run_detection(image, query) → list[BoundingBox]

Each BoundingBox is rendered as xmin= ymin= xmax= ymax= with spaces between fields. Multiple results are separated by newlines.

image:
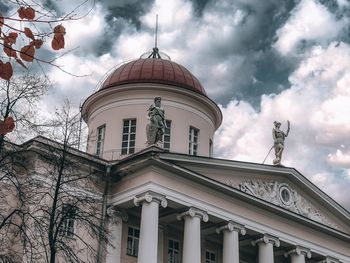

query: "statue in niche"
xmin=272 ymin=120 xmax=290 ymax=165
xmin=146 ymin=97 xmax=166 ymax=146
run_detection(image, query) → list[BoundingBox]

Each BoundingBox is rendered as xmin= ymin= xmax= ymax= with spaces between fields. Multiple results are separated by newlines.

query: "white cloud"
xmin=274 ymin=0 xmax=346 ymax=56
xmin=215 ymin=42 xmax=350 ymax=209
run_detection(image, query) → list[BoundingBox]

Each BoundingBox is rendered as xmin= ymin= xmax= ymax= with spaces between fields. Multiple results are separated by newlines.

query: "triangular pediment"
xmin=228 ymin=179 xmax=337 ymax=228
xmin=156 ymin=153 xmax=350 ymax=234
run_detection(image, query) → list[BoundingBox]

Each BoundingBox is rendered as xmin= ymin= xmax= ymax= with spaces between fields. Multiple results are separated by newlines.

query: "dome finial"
xmin=148 ymin=14 xmax=161 ymax=59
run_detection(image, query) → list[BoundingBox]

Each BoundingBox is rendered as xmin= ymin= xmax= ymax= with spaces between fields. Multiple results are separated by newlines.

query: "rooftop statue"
xmin=146 ymin=97 xmax=166 ymax=146
xmin=272 ymin=120 xmax=290 ymax=166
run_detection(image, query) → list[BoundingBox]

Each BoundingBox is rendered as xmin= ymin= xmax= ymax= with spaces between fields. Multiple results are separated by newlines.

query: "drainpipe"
xmin=97 ymin=165 xmax=111 ymax=263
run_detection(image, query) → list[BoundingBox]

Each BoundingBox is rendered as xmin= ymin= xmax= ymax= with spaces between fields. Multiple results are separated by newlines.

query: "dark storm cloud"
xmin=188 ymin=0 xmax=298 ymax=107
xmin=95 ymin=0 xmax=154 ymax=55
xmin=189 ymin=0 xmax=212 ymax=16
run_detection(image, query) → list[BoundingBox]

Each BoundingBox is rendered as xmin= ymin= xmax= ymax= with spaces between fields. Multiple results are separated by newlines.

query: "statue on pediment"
xmin=272 ymin=120 xmax=290 ymax=165
xmin=146 ymin=97 xmax=166 ymax=146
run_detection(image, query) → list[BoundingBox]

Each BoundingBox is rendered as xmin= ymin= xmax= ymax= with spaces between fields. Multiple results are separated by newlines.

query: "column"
xmin=285 ymin=246 xmax=311 ymax=263
xmin=177 ymin=207 xmax=209 ymax=263
xmin=134 ymin=192 xmax=167 ymax=263
xmin=216 ymin=221 xmax=246 ymax=263
xmin=252 ymin=234 xmax=280 ymax=263
xmin=106 ymin=207 xmax=128 ymax=263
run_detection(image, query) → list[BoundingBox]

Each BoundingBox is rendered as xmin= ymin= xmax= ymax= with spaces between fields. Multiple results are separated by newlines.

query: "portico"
xmin=104 ymin=151 xmax=350 ymax=263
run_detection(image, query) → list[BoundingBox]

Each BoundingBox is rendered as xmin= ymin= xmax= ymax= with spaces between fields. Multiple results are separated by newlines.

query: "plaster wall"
xmin=83 ymin=85 xmax=220 ymax=159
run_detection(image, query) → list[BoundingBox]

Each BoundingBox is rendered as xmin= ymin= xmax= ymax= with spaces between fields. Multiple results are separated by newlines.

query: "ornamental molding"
xmin=285 ymin=246 xmax=312 ymax=259
xmin=216 ymin=220 xmax=246 ymax=235
xmin=251 ymin=234 xmax=280 ymax=247
xmin=106 ymin=206 xmax=128 ymax=224
xmin=318 ymin=256 xmax=340 ymax=263
xmin=224 ymin=179 xmax=337 ymax=229
xmin=177 ymin=207 xmax=209 ymax=222
xmin=133 ymin=191 xmax=167 ymax=208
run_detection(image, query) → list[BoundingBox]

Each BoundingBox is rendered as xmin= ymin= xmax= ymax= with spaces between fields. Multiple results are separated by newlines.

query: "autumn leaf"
xmin=0 ymin=116 xmax=15 ymax=135
xmin=20 ymin=45 xmax=35 ymax=62
xmin=31 ymin=39 xmax=44 ymax=49
xmin=0 ymin=61 xmax=13 ymax=80
xmin=4 ymin=116 xmax=15 ymax=133
xmin=16 ymin=58 xmax=28 ymax=69
xmin=51 ymin=34 xmax=65 ymax=50
xmin=24 ymin=27 xmax=35 ymax=40
xmin=6 ymin=32 xmax=18 ymax=44
xmin=18 ymin=7 xmax=35 ymax=20
xmin=0 ymin=14 xmax=4 ymax=27
xmin=4 ymin=44 xmax=17 ymax=58
xmin=54 ymin=24 xmax=66 ymax=35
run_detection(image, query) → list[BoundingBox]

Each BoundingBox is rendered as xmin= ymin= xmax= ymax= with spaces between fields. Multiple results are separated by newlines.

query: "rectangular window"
xmin=163 ymin=120 xmax=172 ymax=151
xmin=96 ymin=125 xmax=106 ymax=156
xmin=127 ymin=226 xmax=140 ymax=257
xmin=205 ymin=251 xmax=216 ymax=263
xmin=168 ymin=239 xmax=180 ymax=263
xmin=122 ymin=119 xmax=136 ymax=155
xmin=189 ymin=126 xmax=199 ymax=155
xmin=60 ymin=204 xmax=76 ymax=237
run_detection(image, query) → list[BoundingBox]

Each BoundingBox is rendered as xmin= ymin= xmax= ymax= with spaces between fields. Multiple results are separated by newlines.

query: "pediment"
xmin=225 ymin=179 xmax=338 ymax=229
xmin=157 ymin=154 xmax=350 ymax=233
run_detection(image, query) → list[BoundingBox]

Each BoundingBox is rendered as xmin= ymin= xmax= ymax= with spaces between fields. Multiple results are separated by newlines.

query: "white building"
xmin=2 ymin=50 xmax=349 ymax=263
xmin=79 ymin=51 xmax=350 ymax=263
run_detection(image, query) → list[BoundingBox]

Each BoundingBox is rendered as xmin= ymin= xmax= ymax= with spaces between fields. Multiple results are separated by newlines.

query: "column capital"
xmin=318 ymin=256 xmax=340 ymax=263
xmin=251 ymin=234 xmax=280 ymax=247
xmin=177 ymin=207 xmax=209 ymax=222
xmin=133 ymin=191 xmax=167 ymax=208
xmin=106 ymin=206 xmax=128 ymax=224
xmin=284 ymin=245 xmax=311 ymax=259
xmin=216 ymin=220 xmax=246 ymax=235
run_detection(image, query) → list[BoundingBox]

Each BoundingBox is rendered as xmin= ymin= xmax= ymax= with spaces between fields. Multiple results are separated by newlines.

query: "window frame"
xmin=60 ymin=204 xmax=77 ymax=238
xmin=205 ymin=250 xmax=216 ymax=263
xmin=163 ymin=120 xmax=172 ymax=151
xmin=95 ymin=124 xmax=106 ymax=156
xmin=167 ymin=238 xmax=180 ymax=263
xmin=121 ymin=119 xmax=137 ymax=155
xmin=126 ymin=226 xmax=140 ymax=257
xmin=189 ymin=126 xmax=199 ymax=155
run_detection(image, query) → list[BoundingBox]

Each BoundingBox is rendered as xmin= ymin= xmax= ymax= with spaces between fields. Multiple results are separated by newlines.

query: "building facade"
xmin=80 ymin=53 xmax=350 ymax=263
xmin=1 ymin=51 xmax=349 ymax=263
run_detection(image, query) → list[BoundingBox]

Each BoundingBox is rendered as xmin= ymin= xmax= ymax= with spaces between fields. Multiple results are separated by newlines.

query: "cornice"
xmin=158 ymin=153 xmax=350 ymax=221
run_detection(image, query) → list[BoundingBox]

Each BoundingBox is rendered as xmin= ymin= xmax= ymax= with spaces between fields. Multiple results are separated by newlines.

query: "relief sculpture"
xmin=225 ymin=180 xmax=337 ymax=229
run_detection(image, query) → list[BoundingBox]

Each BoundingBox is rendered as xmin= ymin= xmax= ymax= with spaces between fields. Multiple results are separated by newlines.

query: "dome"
xmin=100 ymin=58 xmax=207 ymax=96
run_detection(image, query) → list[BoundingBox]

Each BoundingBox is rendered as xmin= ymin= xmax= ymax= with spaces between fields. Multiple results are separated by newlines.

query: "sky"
xmin=1 ymin=0 xmax=350 ymax=211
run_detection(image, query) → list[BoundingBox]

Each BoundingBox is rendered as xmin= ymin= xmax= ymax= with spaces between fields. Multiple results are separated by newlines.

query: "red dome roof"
xmin=100 ymin=58 xmax=206 ymax=96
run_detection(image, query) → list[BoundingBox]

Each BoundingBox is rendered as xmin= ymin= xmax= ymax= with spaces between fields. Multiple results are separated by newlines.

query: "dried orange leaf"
xmin=31 ymin=39 xmax=44 ymax=49
xmin=18 ymin=7 xmax=26 ymax=19
xmin=4 ymin=116 xmax=15 ymax=133
xmin=25 ymin=7 xmax=35 ymax=20
xmin=7 ymin=32 xmax=18 ymax=44
xmin=16 ymin=58 xmax=28 ymax=69
xmin=24 ymin=27 xmax=35 ymax=40
xmin=54 ymin=24 xmax=66 ymax=34
xmin=0 ymin=61 xmax=13 ymax=80
xmin=18 ymin=7 xmax=35 ymax=20
xmin=51 ymin=34 xmax=65 ymax=50
xmin=0 ymin=14 xmax=4 ymax=27
xmin=4 ymin=44 xmax=17 ymax=58
xmin=20 ymin=45 xmax=35 ymax=62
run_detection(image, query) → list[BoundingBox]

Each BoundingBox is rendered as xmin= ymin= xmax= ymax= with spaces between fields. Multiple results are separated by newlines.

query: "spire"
xmin=148 ymin=14 xmax=161 ymax=59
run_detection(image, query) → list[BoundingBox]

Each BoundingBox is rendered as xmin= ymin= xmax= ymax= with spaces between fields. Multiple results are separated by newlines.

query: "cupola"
xmin=81 ymin=48 xmax=222 ymax=160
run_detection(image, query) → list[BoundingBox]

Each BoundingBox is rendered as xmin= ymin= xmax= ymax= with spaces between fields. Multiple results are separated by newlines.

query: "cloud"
xmin=215 ymin=42 xmax=350 ymax=209
xmin=274 ymin=0 xmax=346 ymax=56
